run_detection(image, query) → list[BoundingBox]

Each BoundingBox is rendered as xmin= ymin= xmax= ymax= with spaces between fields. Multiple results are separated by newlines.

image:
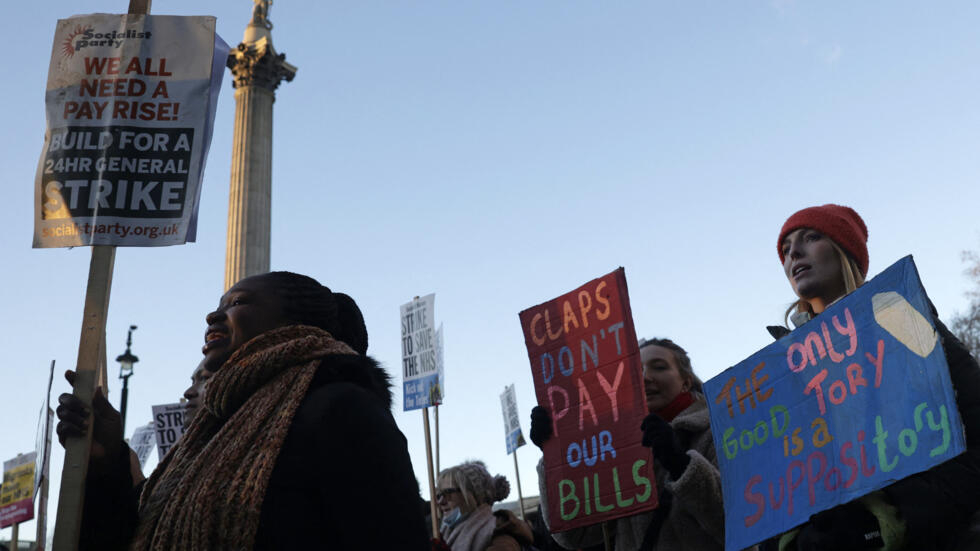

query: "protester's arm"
xmin=663 ymin=447 xmax=725 ymax=544
xmin=78 ymin=443 xmax=141 ymax=550
xmin=56 ymin=371 xmax=139 ymax=550
xmin=642 ymin=413 xmax=725 ymax=545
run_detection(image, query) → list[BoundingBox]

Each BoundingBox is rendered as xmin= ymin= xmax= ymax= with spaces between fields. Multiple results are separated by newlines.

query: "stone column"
xmin=223 ymin=11 xmax=297 ymax=290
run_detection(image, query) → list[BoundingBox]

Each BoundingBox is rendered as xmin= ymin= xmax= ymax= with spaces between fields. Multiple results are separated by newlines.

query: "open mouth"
xmin=792 ymin=264 xmax=811 ymax=278
xmin=202 ymin=330 xmax=229 ymax=353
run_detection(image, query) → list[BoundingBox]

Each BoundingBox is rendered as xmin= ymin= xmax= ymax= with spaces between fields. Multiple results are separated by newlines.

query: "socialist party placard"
xmin=34 ymin=14 xmax=227 ymax=247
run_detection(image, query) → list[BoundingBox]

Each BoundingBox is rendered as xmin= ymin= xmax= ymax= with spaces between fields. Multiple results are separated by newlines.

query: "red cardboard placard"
xmin=519 ymin=268 xmax=657 ymax=532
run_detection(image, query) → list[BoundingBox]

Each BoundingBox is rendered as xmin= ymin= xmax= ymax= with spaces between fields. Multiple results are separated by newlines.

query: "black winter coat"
xmin=81 ymin=354 xmax=429 ymax=550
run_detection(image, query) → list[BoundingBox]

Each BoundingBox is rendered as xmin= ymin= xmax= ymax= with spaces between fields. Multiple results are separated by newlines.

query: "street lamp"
xmin=115 ymin=325 xmax=139 ymax=434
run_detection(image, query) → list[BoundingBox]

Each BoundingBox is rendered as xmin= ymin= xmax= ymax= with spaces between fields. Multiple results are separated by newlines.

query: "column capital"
xmin=227 ymin=37 xmax=297 ymax=92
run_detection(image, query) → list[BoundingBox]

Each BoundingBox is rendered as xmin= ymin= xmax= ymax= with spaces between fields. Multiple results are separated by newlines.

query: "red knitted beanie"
xmin=778 ymin=204 xmax=869 ymax=277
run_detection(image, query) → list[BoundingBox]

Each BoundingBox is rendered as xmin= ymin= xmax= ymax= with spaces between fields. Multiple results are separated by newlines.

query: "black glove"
xmin=797 ymin=501 xmax=883 ymax=551
xmin=529 ymin=406 xmax=553 ymax=450
xmin=56 ymin=370 xmax=124 ymax=476
xmin=640 ymin=413 xmax=689 ymax=480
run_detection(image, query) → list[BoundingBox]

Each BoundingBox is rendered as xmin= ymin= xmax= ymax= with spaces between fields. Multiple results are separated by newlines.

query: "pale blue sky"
xmin=3 ymin=0 xmax=980 ymax=542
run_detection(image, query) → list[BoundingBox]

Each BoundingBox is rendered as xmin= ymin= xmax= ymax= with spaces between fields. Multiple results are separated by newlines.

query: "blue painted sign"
xmin=704 ymin=256 xmax=965 ymax=551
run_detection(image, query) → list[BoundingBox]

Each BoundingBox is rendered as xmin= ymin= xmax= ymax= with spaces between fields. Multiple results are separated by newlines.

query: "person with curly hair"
xmin=436 ymin=460 xmax=535 ymax=551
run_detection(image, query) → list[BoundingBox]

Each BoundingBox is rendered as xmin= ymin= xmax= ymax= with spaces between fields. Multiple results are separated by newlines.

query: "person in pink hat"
xmin=766 ymin=204 xmax=980 ymax=551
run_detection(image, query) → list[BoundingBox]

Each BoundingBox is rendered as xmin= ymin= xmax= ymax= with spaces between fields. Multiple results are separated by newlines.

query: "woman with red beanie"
xmin=766 ymin=204 xmax=980 ymax=551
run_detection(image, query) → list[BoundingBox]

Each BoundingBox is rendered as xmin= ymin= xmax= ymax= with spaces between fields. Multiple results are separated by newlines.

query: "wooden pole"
xmin=128 ymin=0 xmax=151 ymax=13
xmin=422 ymin=407 xmax=440 ymax=539
xmin=434 ymin=403 xmax=440 ymax=474
xmin=52 ymin=245 xmax=116 ymax=550
xmin=11 ymin=522 xmax=18 ymax=550
xmin=512 ymin=449 xmax=526 ymax=520
xmin=602 ymin=521 xmax=613 ymax=551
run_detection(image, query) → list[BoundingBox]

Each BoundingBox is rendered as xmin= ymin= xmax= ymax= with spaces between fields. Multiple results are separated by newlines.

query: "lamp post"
xmin=115 ymin=325 xmax=139 ymax=434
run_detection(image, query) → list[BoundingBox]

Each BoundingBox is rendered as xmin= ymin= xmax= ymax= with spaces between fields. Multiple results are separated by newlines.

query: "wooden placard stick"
xmin=51 ymin=245 xmax=116 ymax=550
xmin=434 ymin=403 xmax=440 ymax=474
xmin=422 ymin=407 xmax=440 ymax=539
xmin=512 ymin=448 xmax=526 ymax=520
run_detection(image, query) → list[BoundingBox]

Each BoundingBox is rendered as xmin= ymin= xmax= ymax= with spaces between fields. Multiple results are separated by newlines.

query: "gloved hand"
xmin=797 ymin=501 xmax=884 ymax=551
xmin=56 ymin=370 xmax=124 ymax=475
xmin=529 ymin=406 xmax=553 ymax=450
xmin=641 ymin=413 xmax=689 ymax=480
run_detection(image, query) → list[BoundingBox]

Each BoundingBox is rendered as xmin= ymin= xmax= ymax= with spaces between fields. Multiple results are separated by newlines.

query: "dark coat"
xmin=767 ymin=314 xmax=980 ymax=550
xmin=81 ymin=354 xmax=429 ymax=550
xmin=883 ymin=318 xmax=980 ymax=549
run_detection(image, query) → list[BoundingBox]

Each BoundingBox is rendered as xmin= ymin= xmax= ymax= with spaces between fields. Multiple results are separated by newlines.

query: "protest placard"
xmin=0 ymin=452 xmax=38 ymax=528
xmin=35 ymin=360 xmax=55 ymax=497
xmin=501 ymin=384 xmax=527 ymax=455
xmin=152 ymin=402 xmax=188 ymax=460
xmin=704 ymin=256 xmax=966 ymax=550
xmin=130 ymin=421 xmax=156 ymax=469
xmin=519 ymin=268 xmax=655 ymax=532
xmin=34 ymin=14 xmax=227 ymax=247
xmin=401 ymin=294 xmax=440 ymax=411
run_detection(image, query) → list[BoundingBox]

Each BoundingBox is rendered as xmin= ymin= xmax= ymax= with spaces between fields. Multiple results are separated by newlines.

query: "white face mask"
xmin=440 ymin=507 xmax=463 ymax=531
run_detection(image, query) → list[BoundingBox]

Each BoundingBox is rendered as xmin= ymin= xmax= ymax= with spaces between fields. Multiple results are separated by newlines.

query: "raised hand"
xmin=641 ymin=412 xmax=690 ymax=480
xmin=55 ymin=370 xmax=124 ymax=474
xmin=529 ymin=406 xmax=553 ymax=450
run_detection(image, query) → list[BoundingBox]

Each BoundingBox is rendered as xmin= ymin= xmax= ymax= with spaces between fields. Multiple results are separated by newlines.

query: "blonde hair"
xmin=784 ymin=240 xmax=865 ymax=325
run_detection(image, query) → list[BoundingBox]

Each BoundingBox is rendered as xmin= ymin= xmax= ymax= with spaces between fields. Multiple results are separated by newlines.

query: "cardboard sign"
xmin=34 ymin=14 xmax=228 ymax=247
xmin=129 ymin=421 xmax=157 ymax=469
xmin=519 ymin=268 xmax=656 ymax=532
xmin=401 ymin=294 xmax=441 ymax=411
xmin=152 ymin=402 xmax=188 ymax=460
xmin=501 ymin=384 xmax=527 ymax=455
xmin=704 ymin=256 xmax=966 ymax=551
xmin=0 ymin=452 xmax=37 ymax=528
xmin=34 ymin=360 xmax=56 ymax=497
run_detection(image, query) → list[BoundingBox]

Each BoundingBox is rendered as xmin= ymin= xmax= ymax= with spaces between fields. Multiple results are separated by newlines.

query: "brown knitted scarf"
xmin=130 ymin=325 xmax=357 ymax=550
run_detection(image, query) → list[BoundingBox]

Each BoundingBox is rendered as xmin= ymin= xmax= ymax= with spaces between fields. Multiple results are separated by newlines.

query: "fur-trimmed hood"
xmin=311 ymin=353 xmax=395 ymax=410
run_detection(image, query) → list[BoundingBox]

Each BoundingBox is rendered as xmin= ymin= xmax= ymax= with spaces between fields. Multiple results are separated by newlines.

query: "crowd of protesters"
xmin=55 ymin=204 xmax=980 ymax=550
